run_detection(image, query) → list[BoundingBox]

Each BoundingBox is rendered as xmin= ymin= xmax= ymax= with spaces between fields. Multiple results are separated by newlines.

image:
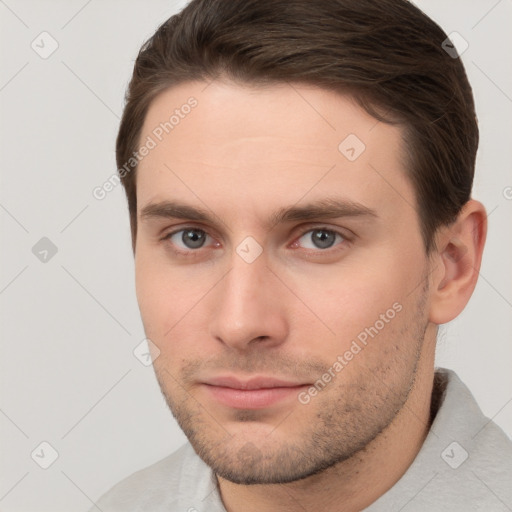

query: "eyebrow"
xmin=139 ymin=197 xmax=377 ymax=229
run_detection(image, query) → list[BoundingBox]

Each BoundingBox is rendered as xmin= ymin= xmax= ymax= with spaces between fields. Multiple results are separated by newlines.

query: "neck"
xmin=217 ymin=347 xmax=436 ymax=512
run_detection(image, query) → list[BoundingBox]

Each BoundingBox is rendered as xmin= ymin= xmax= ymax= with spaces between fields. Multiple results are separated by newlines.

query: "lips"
xmin=205 ymin=375 xmax=306 ymax=390
xmin=201 ymin=375 xmax=310 ymax=409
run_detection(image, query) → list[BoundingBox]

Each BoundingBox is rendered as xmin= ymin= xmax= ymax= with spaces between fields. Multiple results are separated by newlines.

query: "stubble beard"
xmin=152 ymin=286 xmax=429 ymax=485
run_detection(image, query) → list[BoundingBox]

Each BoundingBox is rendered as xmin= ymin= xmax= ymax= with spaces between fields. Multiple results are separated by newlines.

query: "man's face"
xmin=134 ymin=80 xmax=432 ymax=484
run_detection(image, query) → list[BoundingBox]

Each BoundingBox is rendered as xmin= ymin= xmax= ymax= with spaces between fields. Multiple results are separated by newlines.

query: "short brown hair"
xmin=116 ymin=0 xmax=478 ymax=253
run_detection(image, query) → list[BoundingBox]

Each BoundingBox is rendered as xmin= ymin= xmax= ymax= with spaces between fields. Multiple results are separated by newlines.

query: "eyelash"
xmin=161 ymin=225 xmax=352 ymax=258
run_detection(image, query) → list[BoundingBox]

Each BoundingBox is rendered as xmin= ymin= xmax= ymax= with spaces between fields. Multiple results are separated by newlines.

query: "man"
xmin=91 ymin=0 xmax=512 ymax=510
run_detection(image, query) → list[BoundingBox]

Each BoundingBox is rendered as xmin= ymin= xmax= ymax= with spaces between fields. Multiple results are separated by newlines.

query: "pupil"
xmin=313 ymin=230 xmax=335 ymax=249
xmin=183 ymin=229 xmax=205 ymax=248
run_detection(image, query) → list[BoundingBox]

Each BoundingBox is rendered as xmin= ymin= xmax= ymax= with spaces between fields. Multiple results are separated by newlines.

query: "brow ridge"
xmin=139 ymin=197 xmax=377 ymax=230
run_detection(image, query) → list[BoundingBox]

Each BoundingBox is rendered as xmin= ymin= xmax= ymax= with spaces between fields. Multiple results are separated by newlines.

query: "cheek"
xmin=290 ymin=259 xmax=415 ymax=351
xmin=135 ymin=250 xmax=179 ymax=337
xmin=134 ymin=249 xmax=215 ymax=345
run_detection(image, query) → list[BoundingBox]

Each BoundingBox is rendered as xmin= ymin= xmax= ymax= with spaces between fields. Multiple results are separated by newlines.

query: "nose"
xmin=209 ymin=252 xmax=289 ymax=351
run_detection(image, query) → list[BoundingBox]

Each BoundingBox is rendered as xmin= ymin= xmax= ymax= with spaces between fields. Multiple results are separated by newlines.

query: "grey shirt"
xmin=90 ymin=369 xmax=512 ymax=511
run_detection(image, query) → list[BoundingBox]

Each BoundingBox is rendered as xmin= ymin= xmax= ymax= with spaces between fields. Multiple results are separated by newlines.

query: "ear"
xmin=429 ymin=199 xmax=487 ymax=324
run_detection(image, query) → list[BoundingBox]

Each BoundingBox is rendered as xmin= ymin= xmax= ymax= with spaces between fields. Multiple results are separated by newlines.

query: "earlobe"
xmin=429 ymin=200 xmax=487 ymax=325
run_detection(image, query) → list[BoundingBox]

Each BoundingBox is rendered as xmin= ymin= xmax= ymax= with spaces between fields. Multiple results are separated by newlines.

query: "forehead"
xmin=136 ymin=79 xmax=413 ymax=225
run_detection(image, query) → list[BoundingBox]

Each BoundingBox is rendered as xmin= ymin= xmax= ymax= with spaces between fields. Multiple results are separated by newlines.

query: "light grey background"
xmin=0 ymin=1 xmax=511 ymax=510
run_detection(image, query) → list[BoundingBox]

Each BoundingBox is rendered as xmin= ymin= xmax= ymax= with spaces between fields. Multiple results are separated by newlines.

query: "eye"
xmin=296 ymin=228 xmax=345 ymax=250
xmin=164 ymin=228 xmax=212 ymax=251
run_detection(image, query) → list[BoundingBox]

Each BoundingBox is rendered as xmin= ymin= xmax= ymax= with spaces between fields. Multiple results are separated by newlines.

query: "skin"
xmin=133 ymin=79 xmax=486 ymax=511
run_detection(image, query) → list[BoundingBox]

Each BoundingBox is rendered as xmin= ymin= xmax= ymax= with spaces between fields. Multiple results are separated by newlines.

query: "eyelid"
xmin=162 ymin=223 xmax=353 ymax=241
xmin=161 ymin=223 xmax=354 ymax=256
xmin=161 ymin=223 xmax=217 ymax=241
xmin=289 ymin=225 xmax=352 ymax=254
xmin=160 ymin=227 xmax=217 ymax=258
xmin=293 ymin=223 xmax=355 ymax=240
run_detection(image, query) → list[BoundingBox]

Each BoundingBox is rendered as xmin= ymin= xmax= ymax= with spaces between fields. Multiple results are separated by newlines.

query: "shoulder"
xmin=366 ymin=368 xmax=512 ymax=511
xmin=89 ymin=443 xmax=212 ymax=512
xmin=432 ymin=368 xmax=512 ymax=509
